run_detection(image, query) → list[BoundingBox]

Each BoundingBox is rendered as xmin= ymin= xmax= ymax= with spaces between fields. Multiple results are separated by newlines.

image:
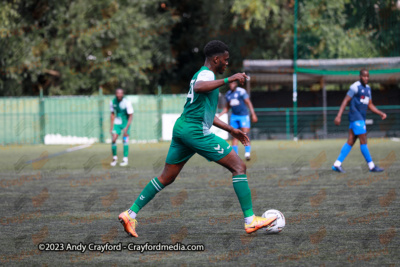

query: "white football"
xmin=261 ymin=209 xmax=285 ymax=234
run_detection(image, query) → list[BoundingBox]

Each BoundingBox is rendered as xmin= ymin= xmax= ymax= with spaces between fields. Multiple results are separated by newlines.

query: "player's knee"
xmin=158 ymin=175 xmax=175 ymax=187
xmin=347 ymin=141 xmax=353 ymax=146
xmin=232 ymin=161 xmax=246 ymax=175
xmin=358 ymin=135 xmax=367 ymax=144
xmin=123 ymin=136 xmax=129 ymax=144
xmin=347 ymin=139 xmax=355 ymax=146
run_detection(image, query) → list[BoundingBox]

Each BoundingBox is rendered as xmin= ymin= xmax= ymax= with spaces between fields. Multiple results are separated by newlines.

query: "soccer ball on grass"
xmin=261 ymin=209 xmax=285 ymax=234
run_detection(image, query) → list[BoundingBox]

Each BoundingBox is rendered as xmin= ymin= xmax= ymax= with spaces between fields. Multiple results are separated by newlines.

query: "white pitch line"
xmin=25 ymin=144 xmax=93 ymax=164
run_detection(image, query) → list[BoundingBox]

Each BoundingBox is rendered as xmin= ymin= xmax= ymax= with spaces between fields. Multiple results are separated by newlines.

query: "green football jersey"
xmin=181 ymin=66 xmax=218 ymax=135
xmin=110 ymin=97 xmax=134 ymax=125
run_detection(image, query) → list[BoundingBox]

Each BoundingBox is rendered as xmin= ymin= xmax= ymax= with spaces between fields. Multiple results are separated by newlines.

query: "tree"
xmin=162 ymin=0 xmax=293 ymax=93
xmin=0 ymin=0 xmax=178 ymax=95
xmin=297 ymin=0 xmax=378 ymax=59
xmin=1 ymin=0 xmax=399 ymax=96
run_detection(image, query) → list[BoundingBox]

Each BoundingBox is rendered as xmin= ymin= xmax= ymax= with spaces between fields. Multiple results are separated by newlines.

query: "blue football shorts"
xmin=230 ymin=114 xmax=250 ymax=129
xmin=349 ymin=120 xmax=367 ymax=135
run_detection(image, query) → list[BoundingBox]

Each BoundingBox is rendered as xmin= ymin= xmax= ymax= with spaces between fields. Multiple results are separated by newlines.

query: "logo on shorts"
xmin=214 ymin=144 xmax=224 ymax=154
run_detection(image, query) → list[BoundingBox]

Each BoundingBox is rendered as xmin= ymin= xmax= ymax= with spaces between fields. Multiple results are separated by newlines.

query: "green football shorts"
xmin=166 ymin=116 xmax=232 ymax=164
xmin=112 ymin=123 xmax=130 ymax=135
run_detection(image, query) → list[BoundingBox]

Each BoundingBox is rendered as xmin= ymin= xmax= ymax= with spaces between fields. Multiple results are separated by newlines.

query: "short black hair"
xmin=360 ymin=68 xmax=368 ymax=75
xmin=203 ymin=40 xmax=229 ymax=58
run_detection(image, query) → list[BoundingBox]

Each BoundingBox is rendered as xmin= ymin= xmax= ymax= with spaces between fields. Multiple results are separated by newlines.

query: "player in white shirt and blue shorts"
xmin=332 ymin=69 xmax=386 ymax=173
xmin=219 ymin=81 xmax=258 ymax=161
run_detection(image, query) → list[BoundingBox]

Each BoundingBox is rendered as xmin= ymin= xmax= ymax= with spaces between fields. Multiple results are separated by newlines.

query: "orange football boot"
xmin=118 ymin=210 xmax=138 ymax=237
xmin=245 ymin=215 xmax=277 ymax=234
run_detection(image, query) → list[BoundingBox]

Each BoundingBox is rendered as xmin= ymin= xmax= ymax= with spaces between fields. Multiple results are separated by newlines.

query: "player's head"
xmin=228 ymin=80 xmax=238 ymax=91
xmin=115 ymin=88 xmax=124 ymax=101
xmin=203 ymin=40 xmax=229 ymax=74
xmin=360 ymin=69 xmax=369 ymax=86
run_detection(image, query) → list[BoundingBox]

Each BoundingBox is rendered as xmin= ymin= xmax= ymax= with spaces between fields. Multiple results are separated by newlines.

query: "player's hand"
xmin=110 ymin=128 xmax=113 ymax=133
xmin=251 ymin=114 xmax=258 ymax=123
xmin=334 ymin=116 xmax=341 ymax=126
xmin=229 ymin=73 xmax=249 ymax=85
xmin=122 ymin=128 xmax=127 ymax=135
xmin=231 ymin=128 xmax=250 ymax=146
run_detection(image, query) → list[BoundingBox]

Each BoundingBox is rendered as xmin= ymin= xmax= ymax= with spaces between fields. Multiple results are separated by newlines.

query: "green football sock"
xmin=232 ymin=174 xmax=254 ymax=218
xmin=111 ymin=143 xmax=117 ymax=156
xmin=130 ymin=177 xmax=165 ymax=213
xmin=123 ymin=143 xmax=129 ymax=157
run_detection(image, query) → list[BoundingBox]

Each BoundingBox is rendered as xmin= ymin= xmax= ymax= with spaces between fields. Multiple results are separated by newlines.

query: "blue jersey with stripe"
xmin=347 ymin=81 xmax=372 ymax=122
xmin=225 ymin=87 xmax=249 ymax=116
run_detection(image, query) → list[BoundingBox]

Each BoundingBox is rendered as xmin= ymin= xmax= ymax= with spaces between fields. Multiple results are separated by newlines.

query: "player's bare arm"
xmin=334 ymin=95 xmax=352 ymax=126
xmin=368 ymin=100 xmax=387 ymax=120
xmin=244 ymin=98 xmax=258 ymax=123
xmin=218 ymin=102 xmax=230 ymax=117
xmin=213 ymin=116 xmax=250 ymax=146
xmin=110 ymin=112 xmax=115 ymax=133
xmin=194 ymin=73 xmax=249 ymax=93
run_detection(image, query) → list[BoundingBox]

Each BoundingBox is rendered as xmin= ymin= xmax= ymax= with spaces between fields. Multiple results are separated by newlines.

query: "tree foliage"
xmin=297 ymin=0 xmax=378 ymax=59
xmin=1 ymin=0 xmax=178 ymax=95
xmin=0 ymin=0 xmax=399 ymax=95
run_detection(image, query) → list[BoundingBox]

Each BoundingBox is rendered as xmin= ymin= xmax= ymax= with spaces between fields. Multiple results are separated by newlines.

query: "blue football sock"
xmin=232 ymin=145 xmax=239 ymax=154
xmin=245 ymin=145 xmax=251 ymax=153
xmin=360 ymin=144 xmax=372 ymax=163
xmin=337 ymin=143 xmax=352 ymax=163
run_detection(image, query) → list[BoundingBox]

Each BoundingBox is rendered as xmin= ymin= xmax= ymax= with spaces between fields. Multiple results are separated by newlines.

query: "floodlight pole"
xmin=293 ymin=0 xmax=298 ymax=141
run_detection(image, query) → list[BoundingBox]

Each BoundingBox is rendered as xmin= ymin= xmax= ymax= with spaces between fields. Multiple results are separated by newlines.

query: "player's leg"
xmin=118 ymin=161 xmax=186 ymax=237
xmin=232 ymin=136 xmax=239 ymax=154
xmin=241 ymin=127 xmax=251 ymax=160
xmin=129 ymin=161 xmax=187 ymax=217
xmin=110 ymin=132 xmax=119 ymax=166
xmin=118 ymin=132 xmax=194 ymax=237
xmin=189 ymin=132 xmax=276 ymax=234
xmin=230 ymin=115 xmax=240 ymax=154
xmin=358 ymin=133 xmax=383 ymax=172
xmin=216 ymin=151 xmax=252 ymax=218
xmin=216 ymin=150 xmax=276 ymax=233
xmin=332 ymin=129 xmax=356 ymax=172
xmin=120 ymin=125 xmax=130 ymax=166
xmin=240 ymin=115 xmax=252 ymax=160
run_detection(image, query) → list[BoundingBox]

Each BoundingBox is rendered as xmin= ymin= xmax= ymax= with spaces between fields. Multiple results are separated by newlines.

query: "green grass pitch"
xmin=0 ymin=139 xmax=399 ymax=266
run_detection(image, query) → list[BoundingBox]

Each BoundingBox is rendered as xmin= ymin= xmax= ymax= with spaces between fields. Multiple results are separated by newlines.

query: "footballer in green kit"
xmin=110 ymin=88 xmax=134 ymax=167
xmin=118 ymin=40 xmax=277 ymax=237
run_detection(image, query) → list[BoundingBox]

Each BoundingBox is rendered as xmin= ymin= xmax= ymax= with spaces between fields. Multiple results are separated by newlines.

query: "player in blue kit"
xmin=332 ymin=69 xmax=386 ymax=173
xmin=219 ymin=81 xmax=258 ymax=161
